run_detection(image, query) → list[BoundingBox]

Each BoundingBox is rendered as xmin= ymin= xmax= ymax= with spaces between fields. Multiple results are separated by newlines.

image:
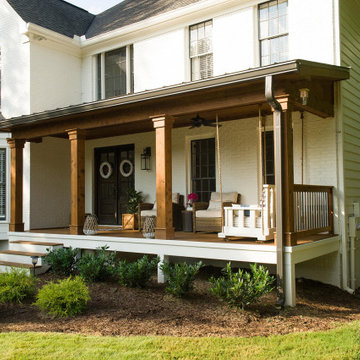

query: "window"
xmin=96 ymin=45 xmax=134 ymax=100
xmin=190 ymin=20 xmax=213 ymax=81
xmin=262 ymin=131 xmax=275 ymax=185
xmin=0 ymin=149 xmax=6 ymax=220
xmin=191 ymin=138 xmax=216 ymax=202
xmin=259 ymin=0 xmax=288 ymax=66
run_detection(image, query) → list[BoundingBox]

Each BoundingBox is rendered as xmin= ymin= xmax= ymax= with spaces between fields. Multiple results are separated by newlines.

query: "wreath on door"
xmin=119 ymin=159 xmax=134 ymax=177
xmin=99 ymin=161 xmax=113 ymax=179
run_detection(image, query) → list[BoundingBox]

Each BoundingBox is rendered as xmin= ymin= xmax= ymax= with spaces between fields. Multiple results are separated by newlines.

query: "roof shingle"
xmin=6 ymin=0 xmax=95 ymax=38
xmin=85 ymin=0 xmax=204 ymax=38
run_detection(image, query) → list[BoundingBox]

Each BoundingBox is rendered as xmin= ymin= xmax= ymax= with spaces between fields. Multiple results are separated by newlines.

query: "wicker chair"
xmin=138 ymin=194 xmax=184 ymax=231
xmin=193 ymin=192 xmax=241 ymax=233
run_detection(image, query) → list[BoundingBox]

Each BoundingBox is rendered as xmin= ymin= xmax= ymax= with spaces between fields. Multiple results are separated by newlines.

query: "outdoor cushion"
xmin=210 ymin=192 xmax=238 ymax=203
xmin=152 ymin=192 xmax=180 ymax=210
xmin=207 ymin=200 xmax=222 ymax=210
xmin=196 ymin=209 xmax=222 ymax=218
xmin=141 ymin=209 xmax=157 ymax=217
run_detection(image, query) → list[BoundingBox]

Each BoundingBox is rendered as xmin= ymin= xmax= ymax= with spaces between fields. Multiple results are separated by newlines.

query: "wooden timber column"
xmin=68 ymin=129 xmax=85 ymax=235
xmin=276 ymin=97 xmax=295 ymax=246
xmin=7 ymin=138 xmax=25 ymax=232
xmin=152 ymin=115 xmax=175 ymax=239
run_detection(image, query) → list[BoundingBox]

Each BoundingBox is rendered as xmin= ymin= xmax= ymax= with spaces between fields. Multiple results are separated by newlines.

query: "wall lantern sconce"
xmin=299 ymin=88 xmax=310 ymax=106
xmin=141 ymin=147 xmax=151 ymax=170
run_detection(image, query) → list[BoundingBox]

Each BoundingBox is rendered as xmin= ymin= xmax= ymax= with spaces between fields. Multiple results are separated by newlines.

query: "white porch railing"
xmin=220 ymin=185 xmax=275 ymax=241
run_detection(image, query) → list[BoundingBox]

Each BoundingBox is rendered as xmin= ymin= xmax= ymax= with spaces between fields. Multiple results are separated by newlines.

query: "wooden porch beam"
xmin=68 ymin=129 xmax=85 ymax=235
xmin=152 ymin=115 xmax=175 ymax=240
xmin=7 ymin=138 xmax=25 ymax=232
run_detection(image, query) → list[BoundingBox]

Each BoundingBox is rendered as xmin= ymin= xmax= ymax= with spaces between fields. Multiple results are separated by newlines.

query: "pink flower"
xmin=186 ymin=193 xmax=199 ymax=207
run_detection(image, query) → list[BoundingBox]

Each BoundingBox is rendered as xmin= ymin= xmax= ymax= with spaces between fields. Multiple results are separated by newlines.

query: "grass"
xmin=0 ymin=322 xmax=360 ymax=359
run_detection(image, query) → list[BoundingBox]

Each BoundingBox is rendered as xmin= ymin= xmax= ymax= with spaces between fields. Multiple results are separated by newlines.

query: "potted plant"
xmin=122 ymin=189 xmax=144 ymax=230
xmin=186 ymin=193 xmax=199 ymax=210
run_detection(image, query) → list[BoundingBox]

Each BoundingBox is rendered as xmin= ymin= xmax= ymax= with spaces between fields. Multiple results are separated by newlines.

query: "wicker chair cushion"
xmin=207 ymin=200 xmax=222 ymax=210
xmin=151 ymin=193 xmax=180 ymax=211
xmin=141 ymin=209 xmax=157 ymax=217
xmin=210 ymin=192 xmax=238 ymax=203
xmin=196 ymin=209 xmax=222 ymax=218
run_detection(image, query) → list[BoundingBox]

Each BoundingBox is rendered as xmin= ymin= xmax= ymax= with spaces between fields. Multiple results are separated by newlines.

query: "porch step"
xmin=0 ymin=250 xmax=47 ymax=266
xmin=9 ymin=240 xmax=63 ymax=253
xmin=0 ymin=261 xmax=45 ymax=276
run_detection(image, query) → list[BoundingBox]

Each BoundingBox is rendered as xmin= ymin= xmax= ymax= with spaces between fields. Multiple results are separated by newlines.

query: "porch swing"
xmin=218 ymin=108 xmax=276 ymax=241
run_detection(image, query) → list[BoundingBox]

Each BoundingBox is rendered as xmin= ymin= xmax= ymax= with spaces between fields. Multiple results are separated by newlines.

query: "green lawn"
xmin=1 ymin=322 xmax=360 ymax=360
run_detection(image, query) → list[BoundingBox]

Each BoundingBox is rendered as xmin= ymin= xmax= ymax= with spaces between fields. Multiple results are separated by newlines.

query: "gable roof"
xmin=6 ymin=0 xmax=204 ymax=39
xmin=6 ymin=0 xmax=95 ymax=38
xmin=85 ymin=0 xmax=204 ymax=38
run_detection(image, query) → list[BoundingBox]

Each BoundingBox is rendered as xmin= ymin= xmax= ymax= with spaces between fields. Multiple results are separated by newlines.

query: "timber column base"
xmin=69 ymin=225 xmax=84 ymax=235
xmin=9 ymin=223 xmax=24 ymax=232
xmin=155 ymin=227 xmax=175 ymax=240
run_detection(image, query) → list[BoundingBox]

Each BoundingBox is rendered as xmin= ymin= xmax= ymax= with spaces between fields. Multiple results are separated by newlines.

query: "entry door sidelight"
xmin=95 ymin=144 xmax=135 ymax=225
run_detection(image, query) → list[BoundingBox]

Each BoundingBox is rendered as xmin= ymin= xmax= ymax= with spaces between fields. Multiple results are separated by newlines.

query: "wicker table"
xmin=182 ymin=210 xmax=193 ymax=232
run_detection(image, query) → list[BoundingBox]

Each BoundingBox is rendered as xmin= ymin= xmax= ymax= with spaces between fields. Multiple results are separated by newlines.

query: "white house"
xmin=0 ymin=0 xmax=359 ymax=306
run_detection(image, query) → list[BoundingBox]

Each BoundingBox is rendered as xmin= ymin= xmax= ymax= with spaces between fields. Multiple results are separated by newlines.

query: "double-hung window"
xmin=190 ymin=20 xmax=213 ymax=81
xmin=96 ymin=45 xmax=134 ymax=100
xmin=259 ymin=0 xmax=288 ymax=66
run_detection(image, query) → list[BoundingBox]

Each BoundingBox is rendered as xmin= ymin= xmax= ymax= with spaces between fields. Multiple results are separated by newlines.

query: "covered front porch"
xmin=1 ymin=60 xmax=350 ymax=306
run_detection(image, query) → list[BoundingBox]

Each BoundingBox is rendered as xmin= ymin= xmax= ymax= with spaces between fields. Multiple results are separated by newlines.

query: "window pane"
xmin=105 ymin=47 xmax=127 ymax=98
xmin=259 ymin=1 xmax=288 ymax=66
xmin=190 ymin=20 xmax=213 ymax=81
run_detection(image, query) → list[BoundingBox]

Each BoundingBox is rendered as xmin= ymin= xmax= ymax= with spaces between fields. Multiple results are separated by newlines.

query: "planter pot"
xmin=122 ymin=213 xmax=138 ymax=230
xmin=143 ymin=216 xmax=156 ymax=239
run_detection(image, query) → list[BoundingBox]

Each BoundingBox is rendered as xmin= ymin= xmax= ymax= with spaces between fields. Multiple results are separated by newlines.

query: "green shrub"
xmin=160 ymin=261 xmax=203 ymax=298
xmin=77 ymin=246 xmax=117 ymax=282
xmin=44 ymin=247 xmax=79 ymax=276
xmin=34 ymin=276 xmax=90 ymax=317
xmin=210 ymin=263 xmax=274 ymax=309
xmin=115 ymin=255 xmax=159 ymax=288
xmin=0 ymin=268 xmax=36 ymax=303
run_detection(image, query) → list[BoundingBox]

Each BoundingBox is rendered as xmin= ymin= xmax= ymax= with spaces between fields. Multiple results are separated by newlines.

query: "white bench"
xmin=219 ymin=185 xmax=275 ymax=241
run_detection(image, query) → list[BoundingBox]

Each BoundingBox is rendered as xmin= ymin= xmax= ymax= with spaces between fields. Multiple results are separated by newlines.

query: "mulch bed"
xmin=1 ymin=268 xmax=360 ymax=337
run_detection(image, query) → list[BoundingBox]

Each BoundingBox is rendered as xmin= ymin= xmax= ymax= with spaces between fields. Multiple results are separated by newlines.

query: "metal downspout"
xmin=265 ymin=75 xmax=285 ymax=307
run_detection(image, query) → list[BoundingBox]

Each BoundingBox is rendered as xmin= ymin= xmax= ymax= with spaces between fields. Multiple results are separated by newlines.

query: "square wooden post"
xmin=276 ymin=98 xmax=296 ymax=246
xmin=152 ymin=115 xmax=175 ymax=239
xmin=7 ymin=138 xmax=25 ymax=232
xmin=68 ymin=129 xmax=85 ymax=235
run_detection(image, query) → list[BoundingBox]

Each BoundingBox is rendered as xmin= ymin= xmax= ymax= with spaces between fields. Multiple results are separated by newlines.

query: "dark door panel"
xmin=95 ymin=144 xmax=134 ymax=225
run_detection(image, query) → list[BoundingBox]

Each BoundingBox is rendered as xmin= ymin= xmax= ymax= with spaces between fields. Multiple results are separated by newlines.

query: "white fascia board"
xmin=25 ymin=23 xmax=82 ymax=58
xmin=285 ymin=236 xmax=341 ymax=264
xmin=80 ymin=0 xmax=259 ymax=55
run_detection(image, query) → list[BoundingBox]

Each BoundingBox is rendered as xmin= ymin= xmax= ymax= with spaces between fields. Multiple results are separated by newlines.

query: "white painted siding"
xmin=0 ymin=0 xmax=30 ymax=118
xmin=134 ymin=29 xmax=186 ymax=92
xmin=339 ymin=0 xmax=360 ymax=288
xmin=30 ymin=42 xmax=82 ymax=113
xmin=289 ymin=0 xmax=335 ymax=64
xmin=213 ymin=7 xmax=255 ymax=76
xmin=29 ymin=138 xmax=71 ymax=229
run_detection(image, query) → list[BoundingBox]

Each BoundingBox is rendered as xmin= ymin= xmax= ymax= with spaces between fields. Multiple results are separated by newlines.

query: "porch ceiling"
xmin=0 ymin=60 xmax=349 ymax=141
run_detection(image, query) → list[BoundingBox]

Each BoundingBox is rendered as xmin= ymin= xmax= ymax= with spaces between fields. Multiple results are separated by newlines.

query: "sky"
xmin=67 ymin=0 xmax=122 ymax=14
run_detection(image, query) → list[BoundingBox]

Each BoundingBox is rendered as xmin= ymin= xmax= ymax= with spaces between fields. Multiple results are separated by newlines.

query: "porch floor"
xmin=27 ymin=227 xmax=335 ymax=246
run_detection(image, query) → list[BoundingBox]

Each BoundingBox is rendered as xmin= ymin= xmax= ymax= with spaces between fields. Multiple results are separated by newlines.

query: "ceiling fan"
xmin=188 ymin=114 xmax=221 ymax=129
